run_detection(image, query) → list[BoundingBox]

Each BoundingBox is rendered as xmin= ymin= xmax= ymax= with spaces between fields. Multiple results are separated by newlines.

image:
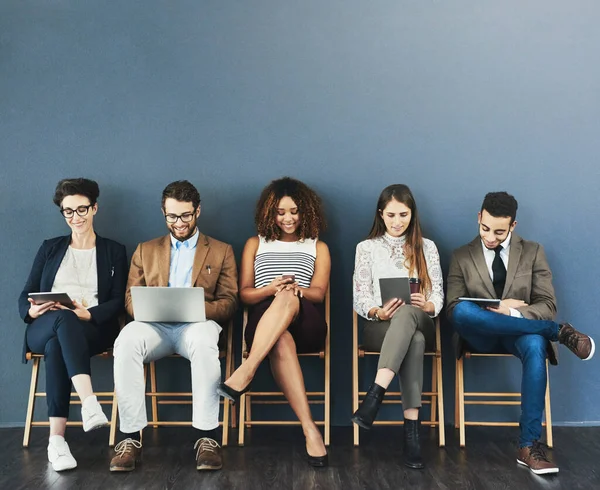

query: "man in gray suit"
xmin=447 ymin=191 xmax=594 ymax=476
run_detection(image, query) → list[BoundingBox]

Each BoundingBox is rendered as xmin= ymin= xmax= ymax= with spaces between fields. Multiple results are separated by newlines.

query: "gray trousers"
xmin=363 ymin=305 xmax=435 ymax=410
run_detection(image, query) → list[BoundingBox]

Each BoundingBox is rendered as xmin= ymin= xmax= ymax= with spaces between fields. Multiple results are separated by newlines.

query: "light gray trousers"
xmin=114 ymin=320 xmax=222 ymax=433
xmin=363 ymin=305 xmax=435 ymax=410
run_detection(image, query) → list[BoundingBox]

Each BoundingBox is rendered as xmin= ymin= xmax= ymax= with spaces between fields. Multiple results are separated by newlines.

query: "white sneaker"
xmin=48 ymin=436 xmax=77 ymax=472
xmin=81 ymin=395 xmax=109 ymax=432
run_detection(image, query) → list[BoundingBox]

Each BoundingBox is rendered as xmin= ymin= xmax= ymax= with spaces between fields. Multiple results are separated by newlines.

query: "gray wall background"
xmin=1 ymin=1 xmax=599 ymax=428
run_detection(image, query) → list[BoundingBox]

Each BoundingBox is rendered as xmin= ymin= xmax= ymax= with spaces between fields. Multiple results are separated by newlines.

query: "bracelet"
xmin=373 ymin=310 xmax=381 ymax=321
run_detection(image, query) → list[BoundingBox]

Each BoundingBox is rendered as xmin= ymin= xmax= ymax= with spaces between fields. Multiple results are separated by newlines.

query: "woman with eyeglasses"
xmin=18 ymin=178 xmax=127 ymax=472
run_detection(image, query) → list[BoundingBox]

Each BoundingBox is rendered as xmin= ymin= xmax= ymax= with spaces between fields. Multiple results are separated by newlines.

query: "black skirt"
xmin=244 ymin=297 xmax=327 ymax=354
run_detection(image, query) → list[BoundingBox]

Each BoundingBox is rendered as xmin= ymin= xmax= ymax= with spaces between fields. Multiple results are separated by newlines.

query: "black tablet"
xmin=379 ymin=277 xmax=412 ymax=306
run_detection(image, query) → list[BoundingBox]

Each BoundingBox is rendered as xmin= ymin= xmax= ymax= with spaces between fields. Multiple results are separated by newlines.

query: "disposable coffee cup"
xmin=409 ymin=278 xmax=421 ymax=294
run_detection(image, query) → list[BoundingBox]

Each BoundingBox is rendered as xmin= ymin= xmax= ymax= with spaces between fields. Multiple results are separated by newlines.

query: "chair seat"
xmin=242 ymin=350 xmax=324 ymax=359
xmin=142 ymin=320 xmax=235 ymax=446
xmin=353 ymin=312 xmax=446 ymax=447
xmin=238 ymin=287 xmax=331 ymax=446
xmin=23 ymin=350 xmax=117 ymax=447
xmin=25 ymin=351 xmax=112 ymax=361
xmin=358 ymin=345 xmax=438 ymax=357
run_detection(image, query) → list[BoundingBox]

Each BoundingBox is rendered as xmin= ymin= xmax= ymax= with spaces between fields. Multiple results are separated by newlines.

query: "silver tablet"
xmin=28 ymin=292 xmax=75 ymax=309
xmin=131 ymin=286 xmax=206 ymax=323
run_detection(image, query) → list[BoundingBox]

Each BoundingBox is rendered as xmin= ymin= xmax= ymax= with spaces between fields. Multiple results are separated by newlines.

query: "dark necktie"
xmin=492 ymin=245 xmax=506 ymax=299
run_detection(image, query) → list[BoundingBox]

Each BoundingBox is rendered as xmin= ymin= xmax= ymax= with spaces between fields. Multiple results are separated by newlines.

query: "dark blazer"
xmin=18 ymin=234 xmax=127 ymax=362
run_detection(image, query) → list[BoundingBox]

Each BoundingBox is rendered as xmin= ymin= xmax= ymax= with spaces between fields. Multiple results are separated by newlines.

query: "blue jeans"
xmin=452 ymin=301 xmax=560 ymax=447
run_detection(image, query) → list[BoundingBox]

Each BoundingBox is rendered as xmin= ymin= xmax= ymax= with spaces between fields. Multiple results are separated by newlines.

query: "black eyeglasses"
xmin=164 ymin=211 xmax=196 ymax=224
xmin=60 ymin=204 xmax=93 ymax=219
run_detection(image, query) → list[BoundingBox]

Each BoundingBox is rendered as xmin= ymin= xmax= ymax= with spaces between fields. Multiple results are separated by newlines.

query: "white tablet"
xmin=458 ymin=297 xmax=501 ymax=308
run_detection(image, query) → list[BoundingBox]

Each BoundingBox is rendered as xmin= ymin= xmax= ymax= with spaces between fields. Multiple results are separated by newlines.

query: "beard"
xmin=170 ymin=221 xmax=198 ymax=242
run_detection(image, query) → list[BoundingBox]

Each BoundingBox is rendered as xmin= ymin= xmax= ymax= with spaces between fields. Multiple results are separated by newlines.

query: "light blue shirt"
xmin=168 ymin=230 xmax=199 ymax=288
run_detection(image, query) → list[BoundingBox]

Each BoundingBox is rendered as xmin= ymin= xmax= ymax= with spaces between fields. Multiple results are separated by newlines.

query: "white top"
xmin=254 ymin=236 xmax=317 ymax=289
xmin=353 ymin=233 xmax=444 ymax=319
xmin=52 ymin=247 xmax=99 ymax=307
xmin=480 ymin=232 xmax=522 ymax=318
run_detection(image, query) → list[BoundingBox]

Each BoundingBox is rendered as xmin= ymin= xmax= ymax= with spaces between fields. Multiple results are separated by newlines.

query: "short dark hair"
xmin=52 ymin=178 xmax=100 ymax=207
xmin=161 ymin=180 xmax=201 ymax=209
xmin=481 ymin=192 xmax=518 ymax=223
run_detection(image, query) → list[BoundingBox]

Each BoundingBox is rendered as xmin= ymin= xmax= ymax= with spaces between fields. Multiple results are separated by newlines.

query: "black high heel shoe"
xmin=305 ymin=450 xmax=328 ymax=468
xmin=216 ymin=382 xmax=252 ymax=405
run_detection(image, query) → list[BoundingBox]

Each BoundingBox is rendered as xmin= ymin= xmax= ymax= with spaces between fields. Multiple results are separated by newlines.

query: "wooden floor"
xmin=2 ymin=425 xmax=599 ymax=489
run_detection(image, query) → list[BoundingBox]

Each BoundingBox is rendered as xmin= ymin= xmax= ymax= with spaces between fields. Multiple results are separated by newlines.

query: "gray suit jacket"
xmin=447 ymin=234 xmax=556 ymax=320
xmin=446 ymin=234 xmax=558 ymax=362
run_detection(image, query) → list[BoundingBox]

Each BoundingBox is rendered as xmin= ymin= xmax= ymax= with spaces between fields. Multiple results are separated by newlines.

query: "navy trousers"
xmin=26 ymin=310 xmax=116 ymax=418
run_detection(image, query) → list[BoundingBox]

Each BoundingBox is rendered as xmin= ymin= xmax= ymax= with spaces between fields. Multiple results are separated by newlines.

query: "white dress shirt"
xmin=480 ymin=232 xmax=523 ymax=318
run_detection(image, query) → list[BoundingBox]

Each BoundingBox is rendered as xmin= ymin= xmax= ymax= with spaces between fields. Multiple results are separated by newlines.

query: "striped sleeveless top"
xmin=254 ymin=236 xmax=317 ymax=289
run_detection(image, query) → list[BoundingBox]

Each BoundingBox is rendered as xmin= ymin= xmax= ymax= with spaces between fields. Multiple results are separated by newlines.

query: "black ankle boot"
xmin=351 ymin=383 xmax=386 ymax=430
xmin=403 ymin=419 xmax=424 ymax=469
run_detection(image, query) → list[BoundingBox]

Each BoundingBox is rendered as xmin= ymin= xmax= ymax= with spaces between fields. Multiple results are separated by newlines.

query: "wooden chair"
xmin=144 ymin=321 xmax=236 ymax=446
xmin=238 ymin=287 xmax=331 ymax=446
xmin=23 ymin=351 xmax=118 ymax=447
xmin=455 ymin=348 xmax=553 ymax=448
xmin=352 ymin=311 xmax=445 ymax=446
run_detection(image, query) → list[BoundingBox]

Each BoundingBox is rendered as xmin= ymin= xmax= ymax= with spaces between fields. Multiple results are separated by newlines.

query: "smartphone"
xmin=282 ymin=274 xmax=296 ymax=282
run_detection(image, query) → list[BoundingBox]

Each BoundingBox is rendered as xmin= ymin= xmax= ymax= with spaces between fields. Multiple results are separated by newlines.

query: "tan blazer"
xmin=125 ymin=232 xmax=238 ymax=324
xmin=446 ymin=234 xmax=557 ymax=322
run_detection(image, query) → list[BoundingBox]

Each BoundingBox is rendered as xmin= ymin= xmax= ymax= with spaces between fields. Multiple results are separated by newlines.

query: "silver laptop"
xmin=131 ymin=287 xmax=206 ymax=323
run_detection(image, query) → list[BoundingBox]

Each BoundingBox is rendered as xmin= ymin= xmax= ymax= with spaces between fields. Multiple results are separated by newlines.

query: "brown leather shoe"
xmin=558 ymin=323 xmax=595 ymax=361
xmin=517 ymin=441 xmax=558 ymax=475
xmin=194 ymin=438 xmax=222 ymax=471
xmin=109 ymin=438 xmax=143 ymax=472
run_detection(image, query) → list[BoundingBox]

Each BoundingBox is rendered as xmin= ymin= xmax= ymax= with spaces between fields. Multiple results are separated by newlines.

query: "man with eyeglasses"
xmin=110 ymin=180 xmax=238 ymax=472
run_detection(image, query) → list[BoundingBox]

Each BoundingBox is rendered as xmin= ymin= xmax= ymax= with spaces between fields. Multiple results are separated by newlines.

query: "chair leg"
xmin=246 ymin=395 xmax=252 ymax=422
xmin=454 ymin=360 xmax=459 ymax=429
xmin=544 ymin=360 xmax=553 ymax=448
xmin=436 ymin=354 xmax=445 ymax=447
xmin=352 ymin=360 xmax=359 ymax=446
xmin=23 ymin=358 xmax=40 ymax=448
xmin=238 ymin=391 xmax=246 ymax=446
xmin=109 ymin=390 xmax=118 ymax=447
xmin=324 ymin=341 xmax=331 ymax=447
xmin=457 ymin=357 xmax=466 ymax=447
xmin=222 ymin=398 xmax=230 ymax=447
xmin=228 ymin=345 xmax=237 ymax=429
xmin=430 ymin=356 xmax=437 ymax=428
xmin=150 ymin=361 xmax=158 ymax=428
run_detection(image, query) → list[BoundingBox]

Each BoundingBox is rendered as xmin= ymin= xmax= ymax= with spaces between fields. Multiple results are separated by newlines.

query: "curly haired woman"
xmin=218 ymin=176 xmax=330 ymax=467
